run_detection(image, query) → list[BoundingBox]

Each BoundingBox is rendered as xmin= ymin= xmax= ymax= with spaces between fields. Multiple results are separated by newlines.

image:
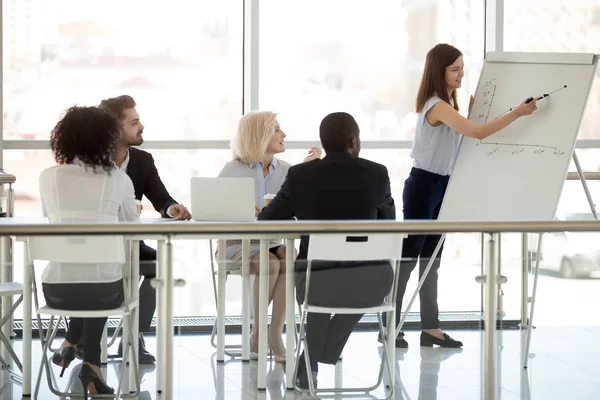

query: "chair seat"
xmin=303 ymin=303 xmax=394 ymax=315
xmin=37 ymin=299 xmax=138 ymax=318
xmin=214 ymin=260 xmax=245 ymax=275
xmin=0 ymin=282 xmax=24 ymax=296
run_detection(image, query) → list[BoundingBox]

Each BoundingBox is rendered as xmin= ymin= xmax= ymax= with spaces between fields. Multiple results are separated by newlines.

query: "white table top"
xmin=3 ymin=216 xmax=294 ymax=241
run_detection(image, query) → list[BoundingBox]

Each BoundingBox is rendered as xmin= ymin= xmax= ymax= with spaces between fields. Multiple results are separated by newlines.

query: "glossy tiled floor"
xmin=2 ymin=325 xmax=600 ymax=399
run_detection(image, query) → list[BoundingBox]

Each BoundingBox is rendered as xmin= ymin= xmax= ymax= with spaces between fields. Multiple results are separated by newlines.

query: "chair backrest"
xmin=27 ymin=235 xmax=126 ymax=264
xmin=190 ymin=177 xmax=256 ymax=222
xmin=307 ymin=233 xmax=404 ymax=262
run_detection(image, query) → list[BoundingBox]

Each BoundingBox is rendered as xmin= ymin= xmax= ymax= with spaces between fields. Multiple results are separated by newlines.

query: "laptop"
xmin=190 ymin=177 xmax=256 ymax=221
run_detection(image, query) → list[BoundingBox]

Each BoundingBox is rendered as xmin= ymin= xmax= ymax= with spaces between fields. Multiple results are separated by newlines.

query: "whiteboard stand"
xmin=394 ymin=235 xmax=446 ymax=338
xmin=522 ymin=150 xmax=599 ymax=368
xmin=393 ymin=149 xmax=598 ymax=368
xmin=572 ymin=151 xmax=599 ymax=219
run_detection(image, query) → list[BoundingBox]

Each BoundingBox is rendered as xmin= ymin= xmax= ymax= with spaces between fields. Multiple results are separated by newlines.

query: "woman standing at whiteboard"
xmin=387 ymin=43 xmax=537 ymax=348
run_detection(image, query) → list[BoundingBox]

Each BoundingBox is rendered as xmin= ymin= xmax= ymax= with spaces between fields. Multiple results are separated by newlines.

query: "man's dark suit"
xmin=126 ymin=147 xmax=178 ymax=333
xmin=258 ymin=153 xmax=396 ymax=370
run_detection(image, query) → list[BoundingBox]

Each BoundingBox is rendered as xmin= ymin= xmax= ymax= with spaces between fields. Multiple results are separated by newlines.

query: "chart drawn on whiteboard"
xmin=472 ymin=79 xmax=568 ymax=158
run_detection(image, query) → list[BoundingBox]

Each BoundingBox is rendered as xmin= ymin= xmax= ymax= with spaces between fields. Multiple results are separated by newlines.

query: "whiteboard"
xmin=438 ymin=52 xmax=598 ymax=222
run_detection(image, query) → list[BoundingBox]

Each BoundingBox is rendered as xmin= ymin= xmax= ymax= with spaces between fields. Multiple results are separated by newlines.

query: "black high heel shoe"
xmin=51 ymin=346 xmax=76 ymax=377
xmin=420 ymin=331 xmax=463 ymax=348
xmin=78 ymin=363 xmax=114 ymax=399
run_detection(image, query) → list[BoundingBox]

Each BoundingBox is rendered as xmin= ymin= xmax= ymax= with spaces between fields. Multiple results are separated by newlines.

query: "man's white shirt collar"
xmin=119 ymin=150 xmax=130 ymax=172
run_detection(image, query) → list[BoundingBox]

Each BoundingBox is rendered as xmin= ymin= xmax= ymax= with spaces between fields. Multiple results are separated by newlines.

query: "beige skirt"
xmin=217 ymin=239 xmax=283 ymax=271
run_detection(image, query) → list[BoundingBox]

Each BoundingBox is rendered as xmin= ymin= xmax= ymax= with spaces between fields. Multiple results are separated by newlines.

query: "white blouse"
xmin=410 ymin=96 xmax=461 ymax=176
xmin=39 ymin=162 xmax=139 ymax=284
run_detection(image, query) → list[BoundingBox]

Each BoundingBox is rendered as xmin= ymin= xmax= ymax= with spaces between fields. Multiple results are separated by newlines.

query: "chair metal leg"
xmin=108 ymin=317 xmax=124 ymax=348
xmin=101 ymin=324 xmax=109 ymax=364
xmin=0 ymin=331 xmax=21 ymax=373
xmin=0 ymin=354 xmax=12 ymax=373
xmin=109 ymin=276 xmax=143 ymax=350
xmin=36 ymin=315 xmax=63 ymax=398
xmin=209 ymin=309 xmax=246 ymax=358
xmin=216 ymin=240 xmax=228 ymax=363
xmin=33 ymin=325 xmax=48 ymax=398
xmin=294 ymin=309 xmax=393 ymax=400
xmin=0 ymin=295 xmax=22 ymax=372
xmin=303 ymin=334 xmax=318 ymax=400
xmin=31 ymin=265 xmax=65 ymax=355
xmin=379 ymin=313 xmax=395 ymax=400
xmin=35 ymin=311 xmax=141 ymax=400
xmin=292 ymin=308 xmax=310 ymax=394
xmin=209 ymin=240 xmax=254 ymax=359
xmin=0 ymin=295 xmax=21 ymax=327
xmin=119 ymin=313 xmax=141 ymax=398
xmin=45 ymin=316 xmax=65 ymax=353
xmin=115 ymin=315 xmax=127 ymax=398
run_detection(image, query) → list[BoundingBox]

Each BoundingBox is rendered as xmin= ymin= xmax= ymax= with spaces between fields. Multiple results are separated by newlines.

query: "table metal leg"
xmin=285 ymin=238 xmax=295 ymax=389
xmin=0 ymin=237 xmax=13 ymax=375
xmin=241 ymin=239 xmax=250 ymax=361
xmin=22 ymin=241 xmax=32 ymax=397
xmin=521 ymin=233 xmax=529 ymax=329
xmin=154 ymin=241 xmax=163 ymax=396
xmin=216 ymin=240 xmax=226 ymax=362
xmin=129 ymin=240 xmax=140 ymax=393
xmin=160 ymin=237 xmax=174 ymax=399
xmin=257 ymin=240 xmax=269 ymax=390
xmin=155 ymin=238 xmax=174 ymax=398
xmin=484 ymin=233 xmax=499 ymax=400
xmin=101 ymin=327 xmax=108 ymax=364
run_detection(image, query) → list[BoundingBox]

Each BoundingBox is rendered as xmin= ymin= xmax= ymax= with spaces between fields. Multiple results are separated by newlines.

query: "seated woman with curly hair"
xmin=39 ymin=106 xmax=139 ymax=396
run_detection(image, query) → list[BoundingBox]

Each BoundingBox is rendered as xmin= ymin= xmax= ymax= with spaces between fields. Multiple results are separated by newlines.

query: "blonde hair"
xmin=231 ymin=111 xmax=278 ymax=164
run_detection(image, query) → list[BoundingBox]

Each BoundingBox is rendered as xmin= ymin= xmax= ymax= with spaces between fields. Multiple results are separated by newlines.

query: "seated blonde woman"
xmin=218 ymin=111 xmax=321 ymax=362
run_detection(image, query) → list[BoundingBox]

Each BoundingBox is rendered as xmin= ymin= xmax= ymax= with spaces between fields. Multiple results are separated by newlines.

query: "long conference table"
xmin=2 ymin=216 xmax=302 ymax=398
xmin=0 ymin=218 xmax=598 ymax=400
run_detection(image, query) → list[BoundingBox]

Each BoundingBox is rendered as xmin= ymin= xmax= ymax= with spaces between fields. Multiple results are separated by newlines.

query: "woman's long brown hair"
xmin=416 ymin=43 xmax=462 ymax=113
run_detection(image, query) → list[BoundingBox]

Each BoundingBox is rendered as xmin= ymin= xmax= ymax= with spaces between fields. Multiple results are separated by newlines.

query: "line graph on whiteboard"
xmin=472 ymin=78 xmax=567 ymax=158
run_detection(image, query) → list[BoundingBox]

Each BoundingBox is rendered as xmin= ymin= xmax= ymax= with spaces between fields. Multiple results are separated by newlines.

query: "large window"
xmin=259 ymin=0 xmax=485 ymax=141
xmin=2 ymin=0 xmax=242 ymax=141
xmin=5 ymin=1 xmax=600 ymax=325
xmin=504 ymin=0 xmax=600 ymax=139
xmin=258 ymin=0 xmax=486 ymax=317
xmin=502 ymin=1 xmax=600 ymax=326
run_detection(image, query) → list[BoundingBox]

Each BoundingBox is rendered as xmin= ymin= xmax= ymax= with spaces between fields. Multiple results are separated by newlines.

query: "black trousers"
xmin=139 ymin=241 xmax=157 ymax=333
xmin=297 ymin=260 xmax=393 ymax=370
xmin=72 ymin=242 xmax=156 ymax=349
xmin=42 ymin=280 xmax=124 ymax=366
xmin=384 ymin=167 xmax=449 ymax=330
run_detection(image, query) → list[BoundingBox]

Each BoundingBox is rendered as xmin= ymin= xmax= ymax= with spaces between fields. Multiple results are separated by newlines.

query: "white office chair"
xmin=293 ymin=233 xmax=403 ymax=400
xmin=43 ymin=280 xmax=143 ymax=363
xmin=26 ymin=235 xmax=141 ymax=399
xmin=209 ymin=239 xmax=251 ymax=358
xmin=209 ymin=239 xmax=302 ymax=359
xmin=104 ymin=275 xmax=144 ymax=360
xmin=0 ymin=282 xmax=24 ymax=383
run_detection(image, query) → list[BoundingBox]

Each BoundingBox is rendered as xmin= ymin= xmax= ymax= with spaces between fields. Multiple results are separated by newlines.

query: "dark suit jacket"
xmin=257 ymin=153 xmax=396 ymax=305
xmin=258 ymin=153 xmax=396 ymax=257
xmin=126 ymin=147 xmax=178 ymax=218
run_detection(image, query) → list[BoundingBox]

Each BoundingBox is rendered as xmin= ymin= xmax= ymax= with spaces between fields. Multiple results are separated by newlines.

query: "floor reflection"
xmin=0 ymin=327 xmax=598 ymax=399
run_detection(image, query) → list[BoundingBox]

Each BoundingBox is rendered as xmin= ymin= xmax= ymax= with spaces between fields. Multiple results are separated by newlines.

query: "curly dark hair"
xmin=50 ymin=106 xmax=121 ymax=172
